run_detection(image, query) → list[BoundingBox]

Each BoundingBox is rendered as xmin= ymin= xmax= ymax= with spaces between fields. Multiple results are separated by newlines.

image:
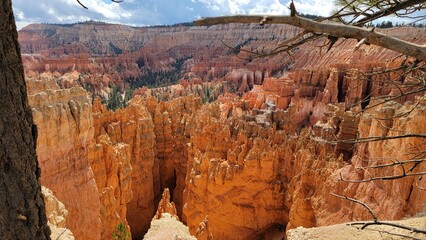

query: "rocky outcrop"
xmin=27 ymin=75 xmax=102 ymax=240
xmin=182 ymin=103 xmax=293 ymax=239
xmin=181 ymin=96 xmax=426 ymax=238
xmin=88 ymin=131 xmax=134 ymax=239
xmin=91 ymin=97 xmax=156 ymax=239
xmin=153 ymin=188 xmax=178 ymax=220
xmin=148 ymin=96 xmax=201 ymax=217
xmin=90 ymin=95 xmax=201 ymax=238
xmin=144 ymin=189 xmax=196 ymax=240
xmin=28 ymin=74 xmax=135 ymax=239
xmin=42 ymin=186 xmax=75 ymax=240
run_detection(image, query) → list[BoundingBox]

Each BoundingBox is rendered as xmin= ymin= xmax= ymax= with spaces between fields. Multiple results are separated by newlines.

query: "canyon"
xmin=20 ymin=22 xmax=426 ymax=239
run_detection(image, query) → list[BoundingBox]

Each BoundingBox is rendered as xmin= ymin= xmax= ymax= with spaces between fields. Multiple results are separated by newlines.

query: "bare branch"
xmin=76 ymin=0 xmax=88 ymax=9
xmin=76 ymin=0 xmax=121 ymax=9
xmin=337 ymin=134 xmax=426 ymax=144
xmin=194 ymin=15 xmax=426 ymax=61
xmin=331 ymin=193 xmax=378 ymax=222
xmin=354 ymin=38 xmax=367 ymax=50
xmin=360 ymin=158 xmax=426 ymax=169
xmin=350 ymin=221 xmax=426 ymax=234
xmin=332 ymin=193 xmax=426 ymax=238
xmin=360 ymin=229 xmax=424 ymax=240
xmin=339 ymin=170 xmax=426 ymax=183
xmin=355 ymin=0 xmax=426 ymax=25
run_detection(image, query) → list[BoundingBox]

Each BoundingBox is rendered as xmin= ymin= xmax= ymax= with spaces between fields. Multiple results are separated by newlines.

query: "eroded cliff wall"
xmin=27 ymin=74 xmax=101 ymax=239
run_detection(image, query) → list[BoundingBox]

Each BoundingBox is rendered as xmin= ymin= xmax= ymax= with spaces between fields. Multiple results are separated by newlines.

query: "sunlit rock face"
xmin=89 ymin=95 xmax=201 ymax=238
xmin=27 ymin=75 xmax=101 ymax=240
xmin=27 ymin=74 xmax=134 ymax=239
xmin=42 ymin=186 xmax=75 ymax=240
xmin=26 ymin=72 xmax=202 ymax=239
xmin=181 ymin=97 xmax=426 ymax=239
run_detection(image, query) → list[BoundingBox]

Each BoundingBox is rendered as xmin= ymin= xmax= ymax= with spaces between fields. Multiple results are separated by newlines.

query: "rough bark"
xmin=0 ymin=0 xmax=50 ymax=239
xmin=194 ymin=15 xmax=426 ymax=61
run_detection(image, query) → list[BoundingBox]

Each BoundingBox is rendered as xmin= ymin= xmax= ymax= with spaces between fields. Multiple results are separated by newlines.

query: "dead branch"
xmin=332 ymin=193 xmax=426 ymax=239
xmin=349 ymin=221 xmax=426 ymax=234
xmin=76 ymin=0 xmax=88 ymax=9
xmin=361 ymin=229 xmax=424 ymax=240
xmin=355 ymin=0 xmax=426 ymax=25
xmin=194 ymin=15 xmax=426 ymax=61
xmin=331 ymin=193 xmax=378 ymax=221
xmin=76 ymin=0 xmax=121 ymax=9
xmin=339 ymin=169 xmax=426 ymax=182
xmin=225 ymin=32 xmax=322 ymax=59
xmin=337 ymin=134 xmax=426 ymax=144
xmin=356 ymin=85 xmax=426 ymax=112
xmin=354 ymin=38 xmax=367 ymax=50
xmin=360 ymin=158 xmax=426 ymax=169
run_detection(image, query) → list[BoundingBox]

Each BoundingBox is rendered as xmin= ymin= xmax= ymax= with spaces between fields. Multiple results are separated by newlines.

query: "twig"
xmin=76 ymin=0 xmax=88 ymax=9
xmin=339 ymin=170 xmax=426 ymax=183
xmin=350 ymin=221 xmax=426 ymax=234
xmin=331 ymin=193 xmax=378 ymax=222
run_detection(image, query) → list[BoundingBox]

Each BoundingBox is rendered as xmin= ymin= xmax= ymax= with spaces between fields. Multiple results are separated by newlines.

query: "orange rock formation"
xmin=144 ymin=189 xmax=196 ymax=240
xmin=27 ymin=75 xmax=102 ymax=240
xmin=23 ymin=23 xmax=426 ymax=240
xmin=42 ymin=186 xmax=75 ymax=240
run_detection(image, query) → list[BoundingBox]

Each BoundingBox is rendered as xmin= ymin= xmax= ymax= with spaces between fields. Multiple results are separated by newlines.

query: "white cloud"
xmin=16 ymin=21 xmax=32 ymax=30
xmin=13 ymin=0 xmax=133 ymax=28
xmin=193 ymin=0 xmax=250 ymax=14
xmin=247 ymin=0 xmax=289 ymax=15
xmin=15 ymin=9 xmax=24 ymax=19
xmin=64 ymin=0 xmax=131 ymax=20
xmin=292 ymin=0 xmax=334 ymax=16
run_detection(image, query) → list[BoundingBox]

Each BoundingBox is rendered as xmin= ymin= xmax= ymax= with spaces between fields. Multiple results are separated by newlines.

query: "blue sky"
xmin=12 ymin=0 xmax=337 ymax=29
xmin=12 ymin=0 xmax=426 ymax=30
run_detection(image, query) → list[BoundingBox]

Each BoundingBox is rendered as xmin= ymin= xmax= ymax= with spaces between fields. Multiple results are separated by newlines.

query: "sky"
xmin=12 ymin=0 xmax=336 ymax=29
xmin=12 ymin=0 xmax=426 ymax=30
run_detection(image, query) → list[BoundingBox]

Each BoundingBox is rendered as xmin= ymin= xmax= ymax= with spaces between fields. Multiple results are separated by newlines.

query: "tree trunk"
xmin=0 ymin=0 xmax=50 ymax=239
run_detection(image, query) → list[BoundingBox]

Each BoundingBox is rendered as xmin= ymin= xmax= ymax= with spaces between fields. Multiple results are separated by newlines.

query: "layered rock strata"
xmin=20 ymin=23 xmax=424 ymax=98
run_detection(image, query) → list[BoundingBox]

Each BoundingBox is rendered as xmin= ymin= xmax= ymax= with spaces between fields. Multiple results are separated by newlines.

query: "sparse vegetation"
xmin=104 ymin=85 xmax=133 ymax=110
xmin=127 ymin=56 xmax=190 ymax=89
xmin=112 ymin=223 xmax=131 ymax=240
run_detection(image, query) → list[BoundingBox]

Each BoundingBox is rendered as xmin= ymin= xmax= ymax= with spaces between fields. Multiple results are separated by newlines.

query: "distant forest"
xmin=42 ymin=21 xmax=195 ymax=28
xmin=42 ymin=18 xmax=424 ymax=29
